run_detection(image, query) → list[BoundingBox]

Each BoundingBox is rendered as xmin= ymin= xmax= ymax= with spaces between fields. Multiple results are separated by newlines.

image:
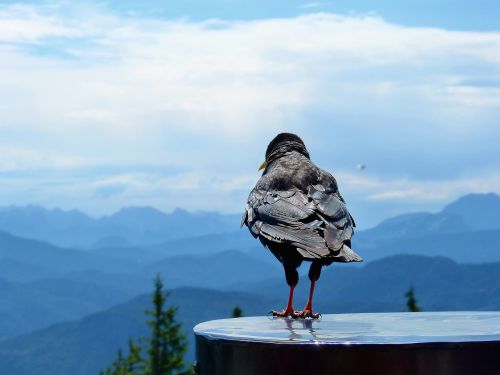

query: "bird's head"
xmin=259 ymin=133 xmax=310 ymax=171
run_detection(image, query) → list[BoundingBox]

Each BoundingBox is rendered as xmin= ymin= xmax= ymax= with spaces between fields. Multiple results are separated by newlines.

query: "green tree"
xmin=102 ymin=275 xmax=191 ymax=375
xmin=101 ymin=340 xmax=142 ymax=375
xmin=231 ymin=306 xmax=243 ymax=318
xmin=405 ymin=286 xmax=422 ymax=312
xmin=145 ymin=276 xmax=188 ymax=375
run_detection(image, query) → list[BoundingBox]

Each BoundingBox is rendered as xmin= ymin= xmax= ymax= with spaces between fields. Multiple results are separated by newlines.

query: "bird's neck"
xmin=266 ymin=148 xmax=309 ymax=167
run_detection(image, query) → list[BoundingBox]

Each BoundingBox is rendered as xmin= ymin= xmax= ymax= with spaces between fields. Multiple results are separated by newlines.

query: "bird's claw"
xmin=296 ymin=308 xmax=321 ymax=319
xmin=271 ymin=308 xmax=298 ymax=319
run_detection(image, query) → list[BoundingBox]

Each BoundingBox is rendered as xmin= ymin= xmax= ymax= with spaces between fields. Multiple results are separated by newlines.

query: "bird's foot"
xmin=271 ymin=307 xmax=298 ymax=318
xmin=296 ymin=307 xmax=321 ymax=319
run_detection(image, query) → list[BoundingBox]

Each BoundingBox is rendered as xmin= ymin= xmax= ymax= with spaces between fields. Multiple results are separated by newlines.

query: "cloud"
xmin=364 ymin=175 xmax=500 ymax=202
xmin=0 ymin=3 xmax=498 ymax=221
xmin=0 ymin=144 xmax=87 ymax=172
xmin=1 ymin=6 xmax=499 ymax=139
xmin=93 ymin=183 xmax=128 ymax=198
xmin=0 ymin=4 xmax=80 ymax=43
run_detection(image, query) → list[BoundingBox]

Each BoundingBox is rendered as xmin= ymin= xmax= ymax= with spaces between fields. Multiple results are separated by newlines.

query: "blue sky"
xmin=0 ymin=1 xmax=499 ymax=228
xmin=2 ymin=1 xmax=499 ymax=30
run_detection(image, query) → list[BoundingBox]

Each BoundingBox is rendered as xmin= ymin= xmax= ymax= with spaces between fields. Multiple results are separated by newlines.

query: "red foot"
xmin=272 ymin=307 xmax=298 ymax=318
xmin=296 ymin=306 xmax=321 ymax=319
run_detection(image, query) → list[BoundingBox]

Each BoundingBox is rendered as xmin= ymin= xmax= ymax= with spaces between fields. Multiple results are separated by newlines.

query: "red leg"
xmin=272 ymin=286 xmax=297 ymax=318
xmin=297 ymin=280 xmax=320 ymax=319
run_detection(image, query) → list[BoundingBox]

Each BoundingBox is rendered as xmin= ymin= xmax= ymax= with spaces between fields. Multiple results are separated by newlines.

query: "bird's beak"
xmin=258 ymin=161 xmax=267 ymax=171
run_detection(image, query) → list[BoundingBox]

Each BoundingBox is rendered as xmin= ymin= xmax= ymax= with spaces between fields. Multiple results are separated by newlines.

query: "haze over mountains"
xmin=0 ymin=193 xmax=498 ymax=374
xmin=359 ymin=193 xmax=500 ymax=241
xmin=0 ymin=205 xmax=241 ymax=248
xmin=1 ymin=192 xmax=498 ymax=248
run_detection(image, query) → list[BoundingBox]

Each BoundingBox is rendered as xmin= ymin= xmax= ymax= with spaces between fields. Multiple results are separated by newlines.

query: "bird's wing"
xmin=307 ymin=184 xmax=362 ymax=262
xmin=242 ymin=171 xmax=362 ymax=262
xmin=308 ymin=185 xmax=353 ymax=249
xmin=243 ymin=188 xmax=356 ymax=260
xmin=242 ymin=187 xmax=329 ymax=259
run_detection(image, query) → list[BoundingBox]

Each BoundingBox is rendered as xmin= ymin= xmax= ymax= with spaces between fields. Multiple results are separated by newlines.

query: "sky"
xmin=0 ymin=0 xmax=499 ymax=228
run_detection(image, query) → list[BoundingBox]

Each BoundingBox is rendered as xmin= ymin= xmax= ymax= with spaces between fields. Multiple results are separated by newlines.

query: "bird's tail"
xmin=334 ymin=244 xmax=363 ymax=262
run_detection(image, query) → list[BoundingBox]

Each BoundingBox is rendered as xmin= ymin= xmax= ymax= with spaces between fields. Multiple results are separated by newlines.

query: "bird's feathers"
xmin=244 ymin=184 xmax=362 ymax=262
xmin=242 ymin=135 xmax=362 ymax=264
xmin=336 ymin=243 xmax=363 ymax=262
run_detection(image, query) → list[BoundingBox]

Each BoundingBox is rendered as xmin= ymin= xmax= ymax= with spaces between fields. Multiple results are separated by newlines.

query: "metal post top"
xmin=194 ymin=311 xmax=500 ymax=346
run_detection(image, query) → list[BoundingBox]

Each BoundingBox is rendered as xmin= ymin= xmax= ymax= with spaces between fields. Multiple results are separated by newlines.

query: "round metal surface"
xmin=194 ymin=312 xmax=500 ymax=375
xmin=194 ymin=311 xmax=500 ymax=345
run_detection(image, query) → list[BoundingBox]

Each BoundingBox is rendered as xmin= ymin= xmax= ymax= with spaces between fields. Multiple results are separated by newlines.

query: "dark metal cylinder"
xmin=194 ymin=312 xmax=500 ymax=375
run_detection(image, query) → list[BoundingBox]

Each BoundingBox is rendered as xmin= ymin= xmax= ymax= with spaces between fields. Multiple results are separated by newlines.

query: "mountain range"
xmin=1 ymin=254 xmax=500 ymax=375
xmin=0 ymin=193 xmax=497 ymax=338
xmin=0 ymin=192 xmax=498 ymax=250
xmin=0 ymin=230 xmax=280 ymax=339
xmin=0 ymin=287 xmax=278 ymax=375
xmin=0 ymin=205 xmax=241 ymax=248
xmin=0 ymin=192 xmax=498 ymax=374
xmin=358 ymin=193 xmax=500 ymax=243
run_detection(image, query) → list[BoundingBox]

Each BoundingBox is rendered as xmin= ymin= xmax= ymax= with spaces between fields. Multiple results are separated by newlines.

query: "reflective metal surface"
xmin=195 ymin=312 xmax=500 ymax=344
xmin=194 ymin=312 xmax=500 ymax=375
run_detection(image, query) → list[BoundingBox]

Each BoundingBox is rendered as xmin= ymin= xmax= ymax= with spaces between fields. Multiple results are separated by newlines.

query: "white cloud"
xmin=0 ymin=144 xmax=87 ymax=172
xmin=1 ymin=6 xmax=499 ymax=139
xmin=336 ymin=171 xmax=500 ymax=203
xmin=0 ymin=4 xmax=79 ymax=42
xmin=0 ymin=3 xmax=499 ymax=218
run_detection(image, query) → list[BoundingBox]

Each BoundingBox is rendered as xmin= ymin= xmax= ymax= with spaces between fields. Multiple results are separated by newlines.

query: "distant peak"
xmin=442 ymin=192 xmax=500 ymax=230
xmin=443 ymin=192 xmax=500 ymax=211
xmin=0 ymin=204 xmax=88 ymax=217
xmin=116 ymin=206 xmax=164 ymax=215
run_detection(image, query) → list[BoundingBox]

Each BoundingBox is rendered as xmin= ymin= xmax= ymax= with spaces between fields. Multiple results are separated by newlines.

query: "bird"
xmin=241 ymin=133 xmax=362 ymax=319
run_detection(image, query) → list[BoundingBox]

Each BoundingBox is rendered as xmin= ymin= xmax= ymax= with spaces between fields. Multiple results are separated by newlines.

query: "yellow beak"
xmin=258 ymin=161 xmax=267 ymax=171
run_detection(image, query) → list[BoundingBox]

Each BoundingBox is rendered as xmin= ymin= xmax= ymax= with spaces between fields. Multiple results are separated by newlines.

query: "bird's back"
xmin=242 ymin=151 xmax=362 ymax=264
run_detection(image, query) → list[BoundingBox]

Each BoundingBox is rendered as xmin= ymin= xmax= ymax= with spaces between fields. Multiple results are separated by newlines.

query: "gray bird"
xmin=241 ymin=133 xmax=362 ymax=318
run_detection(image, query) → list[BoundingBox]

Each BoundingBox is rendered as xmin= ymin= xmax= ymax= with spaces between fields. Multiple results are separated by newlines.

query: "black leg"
xmin=284 ymin=256 xmax=301 ymax=287
xmin=308 ymin=261 xmax=322 ymax=282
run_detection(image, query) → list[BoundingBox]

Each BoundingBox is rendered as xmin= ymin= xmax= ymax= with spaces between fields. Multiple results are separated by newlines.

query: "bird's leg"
xmin=297 ymin=262 xmax=322 ymax=319
xmin=297 ymin=279 xmax=320 ymax=319
xmin=273 ymin=256 xmax=301 ymax=318
xmin=272 ymin=286 xmax=297 ymax=318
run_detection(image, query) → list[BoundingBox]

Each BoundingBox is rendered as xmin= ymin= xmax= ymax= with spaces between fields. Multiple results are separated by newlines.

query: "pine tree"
xmin=101 ymin=275 xmax=191 ymax=375
xmin=103 ymin=348 xmax=129 ymax=375
xmin=125 ymin=339 xmax=142 ymax=374
xmin=405 ymin=286 xmax=422 ymax=312
xmin=231 ymin=306 xmax=243 ymax=318
xmin=144 ymin=275 xmax=188 ymax=375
